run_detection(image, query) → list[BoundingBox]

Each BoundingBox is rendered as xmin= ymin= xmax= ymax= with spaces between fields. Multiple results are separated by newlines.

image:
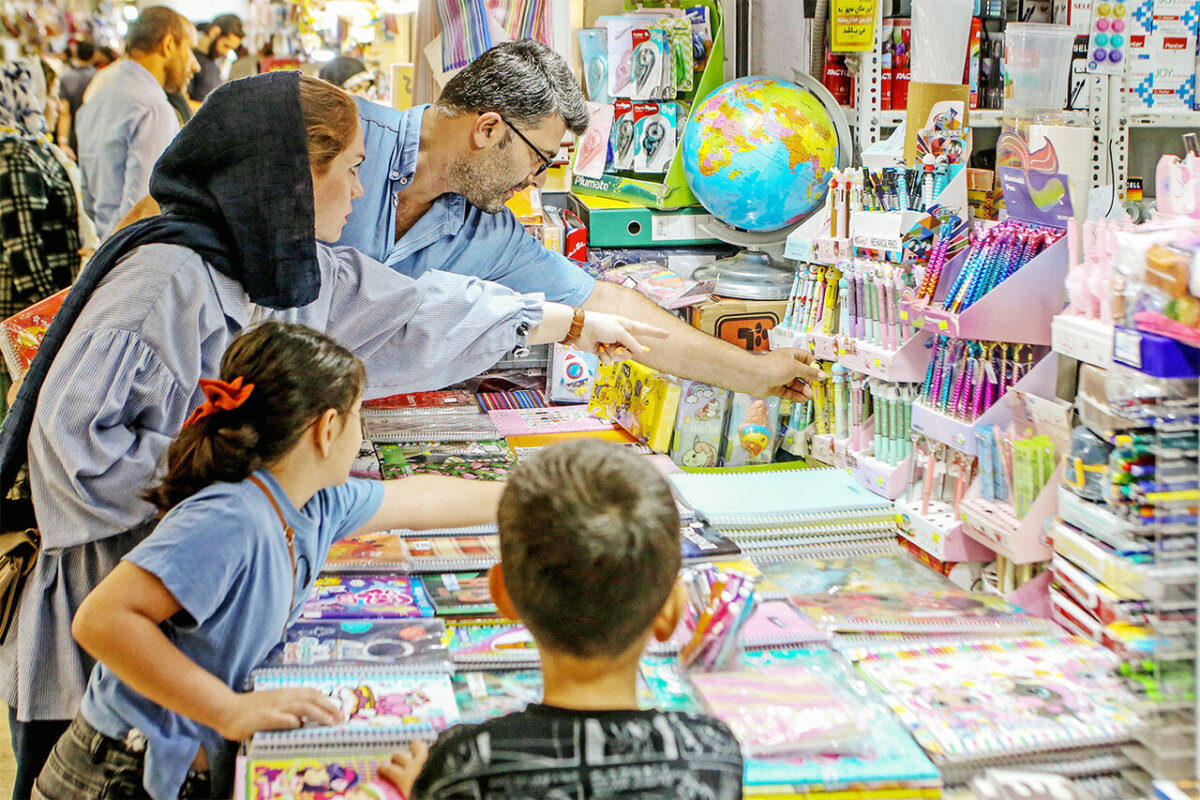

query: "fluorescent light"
xmin=123 ymin=4 xmax=138 ymax=20
xmin=311 ymin=49 xmax=337 ymax=62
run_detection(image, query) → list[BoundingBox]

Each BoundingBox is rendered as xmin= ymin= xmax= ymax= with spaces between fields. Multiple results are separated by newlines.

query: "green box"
xmin=571 ymin=0 xmax=724 ymax=211
xmin=567 ymin=193 xmax=722 ymax=247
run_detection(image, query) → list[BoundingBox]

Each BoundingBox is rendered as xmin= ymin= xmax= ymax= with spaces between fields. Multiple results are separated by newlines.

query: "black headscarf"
xmin=1 ymin=70 xmax=321 ymax=503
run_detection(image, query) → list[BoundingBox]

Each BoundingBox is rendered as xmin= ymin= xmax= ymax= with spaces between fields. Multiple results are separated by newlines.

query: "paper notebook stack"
xmin=235 ymin=753 xmax=406 ymax=799
xmin=639 ymin=648 xmax=942 ymax=797
xmin=247 ymin=667 xmax=459 ymax=755
xmin=852 ymin=635 xmax=1143 ymax=784
xmin=361 ymin=391 xmax=498 ymax=444
xmin=667 ymin=468 xmax=900 ymax=560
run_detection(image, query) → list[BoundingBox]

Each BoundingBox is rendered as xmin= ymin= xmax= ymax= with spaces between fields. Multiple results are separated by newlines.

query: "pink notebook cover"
xmin=486 ymin=406 xmax=615 ymax=436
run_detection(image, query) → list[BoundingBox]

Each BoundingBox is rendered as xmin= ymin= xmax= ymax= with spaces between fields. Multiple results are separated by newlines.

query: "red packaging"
xmin=561 ymin=209 xmax=588 ymax=263
xmin=881 ymin=18 xmax=895 ymax=110
xmin=822 ymin=51 xmax=852 ymax=105
xmin=1 ymin=287 xmax=68 ymax=378
xmin=892 ymin=19 xmax=911 ymax=110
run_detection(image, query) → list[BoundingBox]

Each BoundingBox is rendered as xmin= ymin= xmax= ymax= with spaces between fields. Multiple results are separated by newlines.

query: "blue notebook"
xmin=639 ymin=648 xmax=940 ymax=790
xmin=668 ymin=468 xmax=893 ymax=526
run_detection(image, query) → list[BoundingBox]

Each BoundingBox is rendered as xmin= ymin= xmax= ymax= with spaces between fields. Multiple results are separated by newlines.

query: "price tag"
xmin=937 ymin=319 xmax=949 ymax=331
xmin=900 ymin=310 xmax=909 ymax=321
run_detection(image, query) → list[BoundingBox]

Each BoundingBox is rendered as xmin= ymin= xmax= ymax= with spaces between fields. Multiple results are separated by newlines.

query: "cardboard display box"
xmin=688 ymin=297 xmax=788 ymax=352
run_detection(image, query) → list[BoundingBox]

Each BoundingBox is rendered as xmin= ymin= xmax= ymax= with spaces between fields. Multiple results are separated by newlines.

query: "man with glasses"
xmin=338 ymin=40 xmax=820 ymax=402
xmin=118 ymin=40 xmax=820 ymax=400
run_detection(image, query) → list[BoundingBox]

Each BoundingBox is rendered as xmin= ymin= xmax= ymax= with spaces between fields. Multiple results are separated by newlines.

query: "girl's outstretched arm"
xmin=355 ymin=475 xmax=506 ymax=535
xmin=73 ymin=562 xmax=343 ymax=741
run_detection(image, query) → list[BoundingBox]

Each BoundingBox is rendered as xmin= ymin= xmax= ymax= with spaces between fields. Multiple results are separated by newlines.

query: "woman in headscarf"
xmin=0 ymin=71 xmax=662 ymax=798
xmin=0 ymin=59 xmax=98 ymax=413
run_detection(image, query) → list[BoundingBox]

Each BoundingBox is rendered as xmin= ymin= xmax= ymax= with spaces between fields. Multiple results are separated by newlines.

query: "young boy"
xmin=381 ymin=439 xmax=745 ymax=799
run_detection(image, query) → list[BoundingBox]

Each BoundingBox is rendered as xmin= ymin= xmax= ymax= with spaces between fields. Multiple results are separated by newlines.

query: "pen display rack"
xmin=1047 ymin=351 xmax=1199 ymax=780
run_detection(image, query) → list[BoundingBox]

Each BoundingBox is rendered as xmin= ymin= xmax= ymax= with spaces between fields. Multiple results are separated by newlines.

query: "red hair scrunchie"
xmin=183 ymin=376 xmax=256 ymax=428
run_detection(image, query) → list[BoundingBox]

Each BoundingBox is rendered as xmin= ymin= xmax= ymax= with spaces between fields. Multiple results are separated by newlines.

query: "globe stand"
xmin=692 ymin=220 xmax=801 ymax=301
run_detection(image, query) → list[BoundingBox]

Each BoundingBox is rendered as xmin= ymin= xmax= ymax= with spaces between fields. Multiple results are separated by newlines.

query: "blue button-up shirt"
xmin=76 ymin=60 xmax=180 ymax=238
xmin=336 ymin=99 xmax=596 ymax=306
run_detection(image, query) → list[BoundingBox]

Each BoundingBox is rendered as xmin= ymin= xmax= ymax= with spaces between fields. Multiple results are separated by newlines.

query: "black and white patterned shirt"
xmin=413 ymin=705 xmax=744 ymax=799
xmin=0 ymin=138 xmax=81 ymax=320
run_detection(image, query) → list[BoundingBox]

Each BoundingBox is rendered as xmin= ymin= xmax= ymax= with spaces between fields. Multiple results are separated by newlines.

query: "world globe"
xmin=681 ymin=76 xmax=841 ymax=233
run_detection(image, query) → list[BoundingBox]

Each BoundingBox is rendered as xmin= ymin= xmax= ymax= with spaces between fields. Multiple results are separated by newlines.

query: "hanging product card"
xmin=599 ymin=16 xmax=638 ymax=98
xmin=831 ymin=0 xmax=879 ymax=52
xmin=611 ymin=99 xmax=636 ymax=171
xmin=630 ymin=28 xmax=671 ymax=99
xmin=578 ymin=28 xmax=611 ymax=103
xmin=574 ymin=101 xmax=614 ymax=180
xmin=633 ymin=101 xmax=676 ymax=173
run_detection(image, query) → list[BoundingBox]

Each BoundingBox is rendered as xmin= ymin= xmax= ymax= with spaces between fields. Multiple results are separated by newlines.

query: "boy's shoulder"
xmin=415 ymin=705 xmax=743 ymax=799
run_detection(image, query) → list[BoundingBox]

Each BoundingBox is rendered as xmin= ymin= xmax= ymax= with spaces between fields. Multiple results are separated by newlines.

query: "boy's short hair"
xmin=498 ymin=440 xmax=680 ymax=658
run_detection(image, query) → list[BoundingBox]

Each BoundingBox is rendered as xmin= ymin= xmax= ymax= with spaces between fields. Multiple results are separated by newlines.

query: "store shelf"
xmin=902 ymin=238 xmax=1069 ymax=345
xmin=911 ymin=402 xmax=981 ymax=454
xmin=1052 ymin=314 xmax=1115 ymax=370
xmin=971 ymin=109 xmax=1003 ymax=127
xmin=959 ymin=467 xmax=1061 ymax=565
xmin=847 ymin=449 xmax=912 ymax=500
xmin=1127 ymin=110 xmax=1200 ymax=129
xmin=838 ymin=330 xmax=932 ymax=383
xmin=895 ymin=497 xmax=996 ymax=563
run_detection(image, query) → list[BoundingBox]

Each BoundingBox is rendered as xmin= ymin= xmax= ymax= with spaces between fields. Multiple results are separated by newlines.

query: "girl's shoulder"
xmin=154 ymin=478 xmax=278 ymax=544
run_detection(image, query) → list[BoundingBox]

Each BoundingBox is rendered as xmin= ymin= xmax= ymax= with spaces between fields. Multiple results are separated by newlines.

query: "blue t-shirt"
xmin=80 ymin=470 xmax=384 ymax=800
xmin=335 ymin=99 xmax=596 ymax=307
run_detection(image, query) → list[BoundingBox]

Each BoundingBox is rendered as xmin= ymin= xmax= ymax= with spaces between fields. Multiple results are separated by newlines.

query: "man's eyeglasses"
xmin=500 ymin=115 xmax=555 ymax=177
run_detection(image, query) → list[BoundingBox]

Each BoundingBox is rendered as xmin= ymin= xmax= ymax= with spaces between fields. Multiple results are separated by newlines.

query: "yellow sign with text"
xmin=831 ymin=0 xmax=878 ymax=52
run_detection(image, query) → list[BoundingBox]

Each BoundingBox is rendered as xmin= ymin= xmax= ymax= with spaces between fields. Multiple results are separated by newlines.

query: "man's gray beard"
xmin=447 ymin=150 xmax=519 ymax=214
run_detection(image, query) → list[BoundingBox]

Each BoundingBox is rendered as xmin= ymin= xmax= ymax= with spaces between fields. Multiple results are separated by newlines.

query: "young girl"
xmin=34 ymin=321 xmax=509 ymax=800
xmin=1 ymin=70 xmax=661 ymax=795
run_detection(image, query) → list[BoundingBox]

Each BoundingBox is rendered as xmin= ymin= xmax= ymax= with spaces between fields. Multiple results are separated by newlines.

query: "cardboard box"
xmin=904 ymin=82 xmax=970 ymax=164
xmin=567 ymin=193 xmax=722 ymax=247
xmin=689 ymin=297 xmax=788 ymax=352
xmin=1130 ymin=33 xmax=1198 ymax=109
xmin=1152 ymin=0 xmax=1200 ymax=35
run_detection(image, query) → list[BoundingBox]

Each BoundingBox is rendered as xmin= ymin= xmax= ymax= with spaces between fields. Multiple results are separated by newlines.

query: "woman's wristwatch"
xmin=559 ymin=307 xmax=586 ymax=347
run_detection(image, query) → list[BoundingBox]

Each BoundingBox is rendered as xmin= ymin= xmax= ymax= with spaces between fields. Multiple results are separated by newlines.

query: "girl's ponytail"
xmin=146 ymin=321 xmax=365 ymax=511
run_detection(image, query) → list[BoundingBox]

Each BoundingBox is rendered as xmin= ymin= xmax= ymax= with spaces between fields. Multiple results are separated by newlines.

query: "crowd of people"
xmin=0 ymin=7 xmax=823 ymax=797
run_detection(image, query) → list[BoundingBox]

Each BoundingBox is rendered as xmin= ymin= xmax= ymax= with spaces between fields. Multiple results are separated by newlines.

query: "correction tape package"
xmin=599 ymin=16 xmax=638 ymax=97
xmin=574 ymin=101 xmax=614 ymax=180
xmin=577 ymin=28 xmax=611 ymax=103
xmin=686 ymin=6 xmax=713 ymax=75
xmin=652 ymin=16 xmax=693 ymax=93
xmin=629 ymin=28 xmax=672 ymax=100
xmin=633 ymin=101 xmax=676 ymax=173
xmin=611 ymin=98 xmax=636 ymax=171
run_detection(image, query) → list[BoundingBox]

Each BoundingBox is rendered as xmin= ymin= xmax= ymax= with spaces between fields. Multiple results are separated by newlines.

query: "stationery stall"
xmin=2 ymin=0 xmax=1199 ymax=798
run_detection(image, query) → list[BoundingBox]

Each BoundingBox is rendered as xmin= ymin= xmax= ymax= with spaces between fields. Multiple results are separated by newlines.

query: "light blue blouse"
xmin=82 ymin=471 xmax=383 ymax=800
xmin=1 ymin=241 xmax=542 ymax=721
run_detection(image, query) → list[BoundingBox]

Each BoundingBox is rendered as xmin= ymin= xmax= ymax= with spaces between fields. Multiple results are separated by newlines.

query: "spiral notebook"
xmin=788 ymin=591 xmax=1057 ymax=635
xmin=363 ymin=390 xmax=478 ymax=413
xmin=668 ymin=468 xmax=893 ymax=527
xmin=447 ymin=620 xmax=539 ymax=668
xmin=639 ymin=649 xmax=941 ymax=790
xmin=257 ymin=619 xmax=449 ymax=672
xmin=362 ymin=409 xmax=498 ymax=443
xmin=299 ymin=575 xmax=433 ymax=620
xmin=248 ymin=668 xmax=458 ymax=754
xmin=757 ymin=545 xmax=958 ymax=597
xmin=854 ymin=636 xmax=1140 ymax=768
xmin=452 ymin=669 xmax=544 ymax=724
xmin=690 ymin=666 xmax=871 ymax=757
xmin=486 ymin=405 xmax=615 ymax=436
xmin=235 ymin=753 xmax=405 ymax=800
xmin=423 ymin=572 xmax=498 ymax=616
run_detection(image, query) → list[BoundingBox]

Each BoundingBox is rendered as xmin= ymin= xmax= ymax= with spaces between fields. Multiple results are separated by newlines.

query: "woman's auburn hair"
xmin=298 ymin=73 xmax=358 ymax=174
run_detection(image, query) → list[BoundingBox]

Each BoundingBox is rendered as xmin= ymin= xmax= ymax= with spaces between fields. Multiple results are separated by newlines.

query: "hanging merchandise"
xmin=435 ymin=0 xmax=495 ymax=70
